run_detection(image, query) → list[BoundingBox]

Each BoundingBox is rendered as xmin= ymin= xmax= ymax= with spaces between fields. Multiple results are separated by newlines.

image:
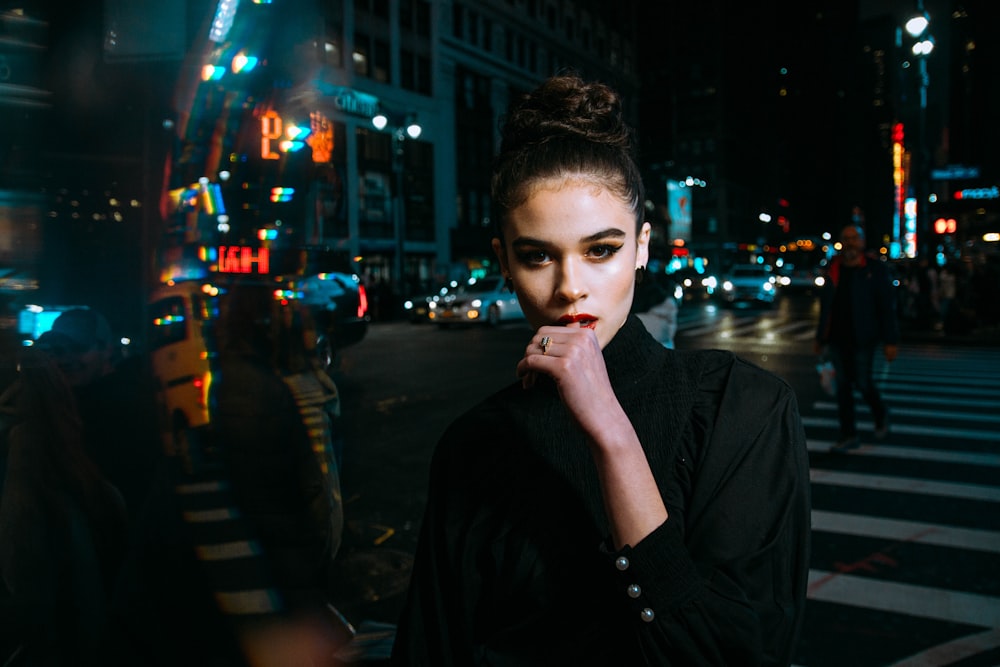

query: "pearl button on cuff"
xmin=627 ymin=584 xmax=641 ymax=598
xmin=615 ymin=556 xmax=630 ymax=571
xmin=641 ymin=608 xmax=655 ymax=623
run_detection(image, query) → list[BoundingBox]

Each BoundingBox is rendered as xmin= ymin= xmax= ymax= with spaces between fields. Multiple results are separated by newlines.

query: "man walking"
xmin=815 ymin=224 xmax=900 ymax=452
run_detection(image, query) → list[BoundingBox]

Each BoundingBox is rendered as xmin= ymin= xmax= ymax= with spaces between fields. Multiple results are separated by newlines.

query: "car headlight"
xmin=471 ymin=299 xmax=483 ymax=308
xmin=722 ymin=280 xmax=734 ymax=291
xmin=404 ymin=300 xmax=414 ymax=309
xmin=763 ymin=282 xmax=774 ymax=292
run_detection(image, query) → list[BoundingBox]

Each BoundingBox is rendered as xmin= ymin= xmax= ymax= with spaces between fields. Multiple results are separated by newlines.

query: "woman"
xmin=391 ymin=74 xmax=810 ymax=666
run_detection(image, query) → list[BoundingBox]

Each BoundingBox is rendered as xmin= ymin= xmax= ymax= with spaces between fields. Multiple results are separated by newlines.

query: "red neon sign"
xmin=217 ymin=246 xmax=270 ymax=274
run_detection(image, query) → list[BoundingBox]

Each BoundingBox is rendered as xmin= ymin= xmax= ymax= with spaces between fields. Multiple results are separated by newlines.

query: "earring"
xmin=635 ymin=266 xmax=646 ymax=284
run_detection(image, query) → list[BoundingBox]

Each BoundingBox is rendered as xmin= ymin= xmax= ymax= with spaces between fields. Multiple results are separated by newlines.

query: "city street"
xmin=325 ymin=292 xmax=1000 ymax=666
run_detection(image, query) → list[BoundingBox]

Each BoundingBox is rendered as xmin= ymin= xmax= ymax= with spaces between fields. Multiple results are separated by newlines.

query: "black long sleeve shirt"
xmin=392 ymin=316 xmax=811 ymax=666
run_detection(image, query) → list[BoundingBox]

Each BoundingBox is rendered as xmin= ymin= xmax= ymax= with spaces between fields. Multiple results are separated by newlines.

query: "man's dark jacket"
xmin=815 ymin=253 xmax=900 ymax=346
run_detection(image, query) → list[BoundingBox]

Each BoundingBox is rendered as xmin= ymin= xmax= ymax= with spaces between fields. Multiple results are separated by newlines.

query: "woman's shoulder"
xmin=670 ymin=348 xmax=793 ymax=399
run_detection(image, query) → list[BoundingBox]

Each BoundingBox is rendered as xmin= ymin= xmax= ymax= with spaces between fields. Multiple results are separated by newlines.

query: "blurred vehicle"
xmin=718 ymin=263 xmax=777 ymax=306
xmin=429 ymin=275 xmax=524 ymax=327
xmin=669 ymin=267 xmax=717 ymax=301
xmin=291 ymin=249 xmax=369 ymax=356
xmin=148 ymin=281 xmax=220 ymax=466
xmin=403 ymin=284 xmax=452 ymax=323
xmin=775 ymin=264 xmax=823 ymax=294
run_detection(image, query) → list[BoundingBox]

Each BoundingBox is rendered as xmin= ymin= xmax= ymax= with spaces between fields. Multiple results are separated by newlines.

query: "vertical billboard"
xmin=666 ymin=179 xmax=692 ymax=243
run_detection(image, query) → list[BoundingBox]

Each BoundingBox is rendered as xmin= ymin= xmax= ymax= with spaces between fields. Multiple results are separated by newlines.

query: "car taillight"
xmin=193 ymin=372 xmax=211 ymax=410
xmin=357 ymin=283 xmax=369 ymax=318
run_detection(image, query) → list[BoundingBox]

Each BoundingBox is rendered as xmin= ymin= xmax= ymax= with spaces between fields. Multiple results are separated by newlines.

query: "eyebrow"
xmin=510 ymin=228 xmax=627 ymax=248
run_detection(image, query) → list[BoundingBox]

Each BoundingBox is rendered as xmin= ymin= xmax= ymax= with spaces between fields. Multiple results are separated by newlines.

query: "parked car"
xmin=718 ymin=263 xmax=778 ymax=306
xmin=429 ymin=275 xmax=524 ymax=326
xmin=403 ymin=284 xmax=452 ymax=323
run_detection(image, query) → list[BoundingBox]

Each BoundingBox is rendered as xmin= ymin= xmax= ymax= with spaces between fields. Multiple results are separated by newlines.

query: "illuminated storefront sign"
xmin=260 ymin=109 xmax=334 ymax=163
xmin=955 ymin=186 xmax=999 ymax=200
xmin=217 ymin=245 xmax=270 ymax=274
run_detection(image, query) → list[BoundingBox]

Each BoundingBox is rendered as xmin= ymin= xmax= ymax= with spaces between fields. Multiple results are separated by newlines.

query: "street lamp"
xmin=371 ymin=111 xmax=422 ymax=292
xmin=902 ymin=4 xmax=934 ymax=259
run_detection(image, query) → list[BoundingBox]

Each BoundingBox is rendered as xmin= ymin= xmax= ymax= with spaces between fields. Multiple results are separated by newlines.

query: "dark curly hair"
xmin=491 ymin=73 xmax=645 ymax=238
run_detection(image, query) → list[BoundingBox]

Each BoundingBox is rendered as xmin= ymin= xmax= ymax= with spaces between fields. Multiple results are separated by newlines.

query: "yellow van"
xmin=148 ymin=281 xmax=220 ymax=470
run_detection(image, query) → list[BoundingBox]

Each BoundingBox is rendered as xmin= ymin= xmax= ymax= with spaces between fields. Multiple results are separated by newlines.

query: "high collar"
xmin=602 ymin=315 xmax=665 ymax=392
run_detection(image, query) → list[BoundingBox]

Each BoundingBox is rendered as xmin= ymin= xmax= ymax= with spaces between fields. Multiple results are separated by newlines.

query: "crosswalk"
xmin=794 ymin=345 xmax=1000 ymax=667
xmin=675 ymin=305 xmax=819 ymax=342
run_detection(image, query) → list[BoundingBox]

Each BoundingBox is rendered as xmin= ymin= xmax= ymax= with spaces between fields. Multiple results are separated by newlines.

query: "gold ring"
xmin=540 ymin=336 xmax=551 ymax=355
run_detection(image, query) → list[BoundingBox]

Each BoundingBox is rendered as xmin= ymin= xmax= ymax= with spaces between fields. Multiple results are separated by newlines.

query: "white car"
xmin=429 ymin=276 xmax=524 ymax=326
xmin=718 ymin=264 xmax=778 ymax=306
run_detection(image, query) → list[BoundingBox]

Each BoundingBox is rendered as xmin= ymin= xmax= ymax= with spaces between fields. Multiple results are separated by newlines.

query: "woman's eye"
xmin=589 ymin=244 xmax=623 ymax=260
xmin=516 ymin=250 xmax=549 ymax=265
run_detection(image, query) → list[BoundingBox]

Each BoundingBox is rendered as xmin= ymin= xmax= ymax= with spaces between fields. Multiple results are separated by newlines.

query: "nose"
xmin=554 ymin=259 xmax=586 ymax=303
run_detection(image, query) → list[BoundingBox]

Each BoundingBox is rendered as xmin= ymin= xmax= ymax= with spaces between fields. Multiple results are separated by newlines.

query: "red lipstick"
xmin=558 ymin=313 xmax=598 ymax=329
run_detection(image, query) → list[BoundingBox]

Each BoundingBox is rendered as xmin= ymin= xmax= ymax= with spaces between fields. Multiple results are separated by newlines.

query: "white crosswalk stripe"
xmin=802 ymin=345 xmax=1000 ymax=665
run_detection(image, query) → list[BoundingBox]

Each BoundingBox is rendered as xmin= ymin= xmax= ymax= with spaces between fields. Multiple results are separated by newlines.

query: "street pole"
xmin=393 ymin=128 xmax=406 ymax=294
xmin=372 ymin=112 xmax=421 ymax=295
xmin=904 ymin=4 xmax=933 ymax=260
xmin=916 ymin=55 xmax=930 ymax=260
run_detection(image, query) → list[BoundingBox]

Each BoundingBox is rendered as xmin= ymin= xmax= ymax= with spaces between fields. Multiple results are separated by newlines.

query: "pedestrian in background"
xmin=392 ymin=73 xmax=810 ymax=666
xmin=34 ymin=308 xmax=160 ymax=530
xmin=632 ymin=270 xmax=680 ymax=349
xmin=0 ymin=346 xmax=129 ymax=665
xmin=814 ymin=223 xmax=900 ymax=453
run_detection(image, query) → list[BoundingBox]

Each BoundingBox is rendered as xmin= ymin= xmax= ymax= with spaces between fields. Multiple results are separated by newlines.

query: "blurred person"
xmin=814 ymin=223 xmax=899 ymax=453
xmin=391 ymin=73 xmax=811 ymax=666
xmin=0 ymin=346 xmax=129 ymax=666
xmin=35 ymin=308 xmax=160 ymax=529
xmin=211 ymin=284 xmax=349 ymax=662
xmin=632 ymin=271 xmax=680 ymax=349
xmin=937 ymin=262 xmax=957 ymax=331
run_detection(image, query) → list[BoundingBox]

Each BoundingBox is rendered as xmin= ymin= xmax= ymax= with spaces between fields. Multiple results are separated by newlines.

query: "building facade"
xmin=158 ymin=0 xmax=639 ymax=298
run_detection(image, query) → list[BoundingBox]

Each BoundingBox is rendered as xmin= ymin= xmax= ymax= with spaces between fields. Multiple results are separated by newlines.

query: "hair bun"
xmin=500 ymin=73 xmax=632 ymax=153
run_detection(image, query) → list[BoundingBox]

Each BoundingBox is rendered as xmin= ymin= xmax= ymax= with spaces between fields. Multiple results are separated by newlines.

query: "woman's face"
xmin=493 ymin=178 xmax=650 ymax=349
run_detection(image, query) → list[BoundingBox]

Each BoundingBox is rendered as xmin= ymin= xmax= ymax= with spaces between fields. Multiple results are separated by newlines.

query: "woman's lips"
xmin=558 ymin=313 xmax=598 ymax=329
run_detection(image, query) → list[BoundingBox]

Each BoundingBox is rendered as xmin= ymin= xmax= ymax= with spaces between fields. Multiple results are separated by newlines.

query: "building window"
xmin=324 ymin=19 xmax=343 ymax=67
xmin=356 ymin=127 xmax=393 ymax=239
xmin=452 ymin=4 xmax=464 ymax=39
xmin=414 ymin=0 xmax=430 ymax=37
xmin=483 ymin=18 xmax=492 ymax=51
xmin=373 ymin=38 xmax=390 ymax=82
xmin=468 ymin=10 xmax=479 ymax=44
xmin=401 ymin=49 xmax=432 ymax=95
xmin=353 ymin=32 xmax=370 ymax=77
xmin=401 ymin=140 xmax=435 ymax=242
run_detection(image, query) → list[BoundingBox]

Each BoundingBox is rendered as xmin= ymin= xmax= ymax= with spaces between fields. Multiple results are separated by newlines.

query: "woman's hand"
xmin=516 ymin=326 xmax=619 ymax=437
xmin=517 ymin=325 xmax=668 ymax=548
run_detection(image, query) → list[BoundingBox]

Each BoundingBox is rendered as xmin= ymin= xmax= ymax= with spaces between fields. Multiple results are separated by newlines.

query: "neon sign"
xmin=955 ymin=186 xmax=999 ymax=200
xmin=217 ymin=246 xmax=270 ymax=274
xmin=260 ymin=109 xmax=333 ymax=163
